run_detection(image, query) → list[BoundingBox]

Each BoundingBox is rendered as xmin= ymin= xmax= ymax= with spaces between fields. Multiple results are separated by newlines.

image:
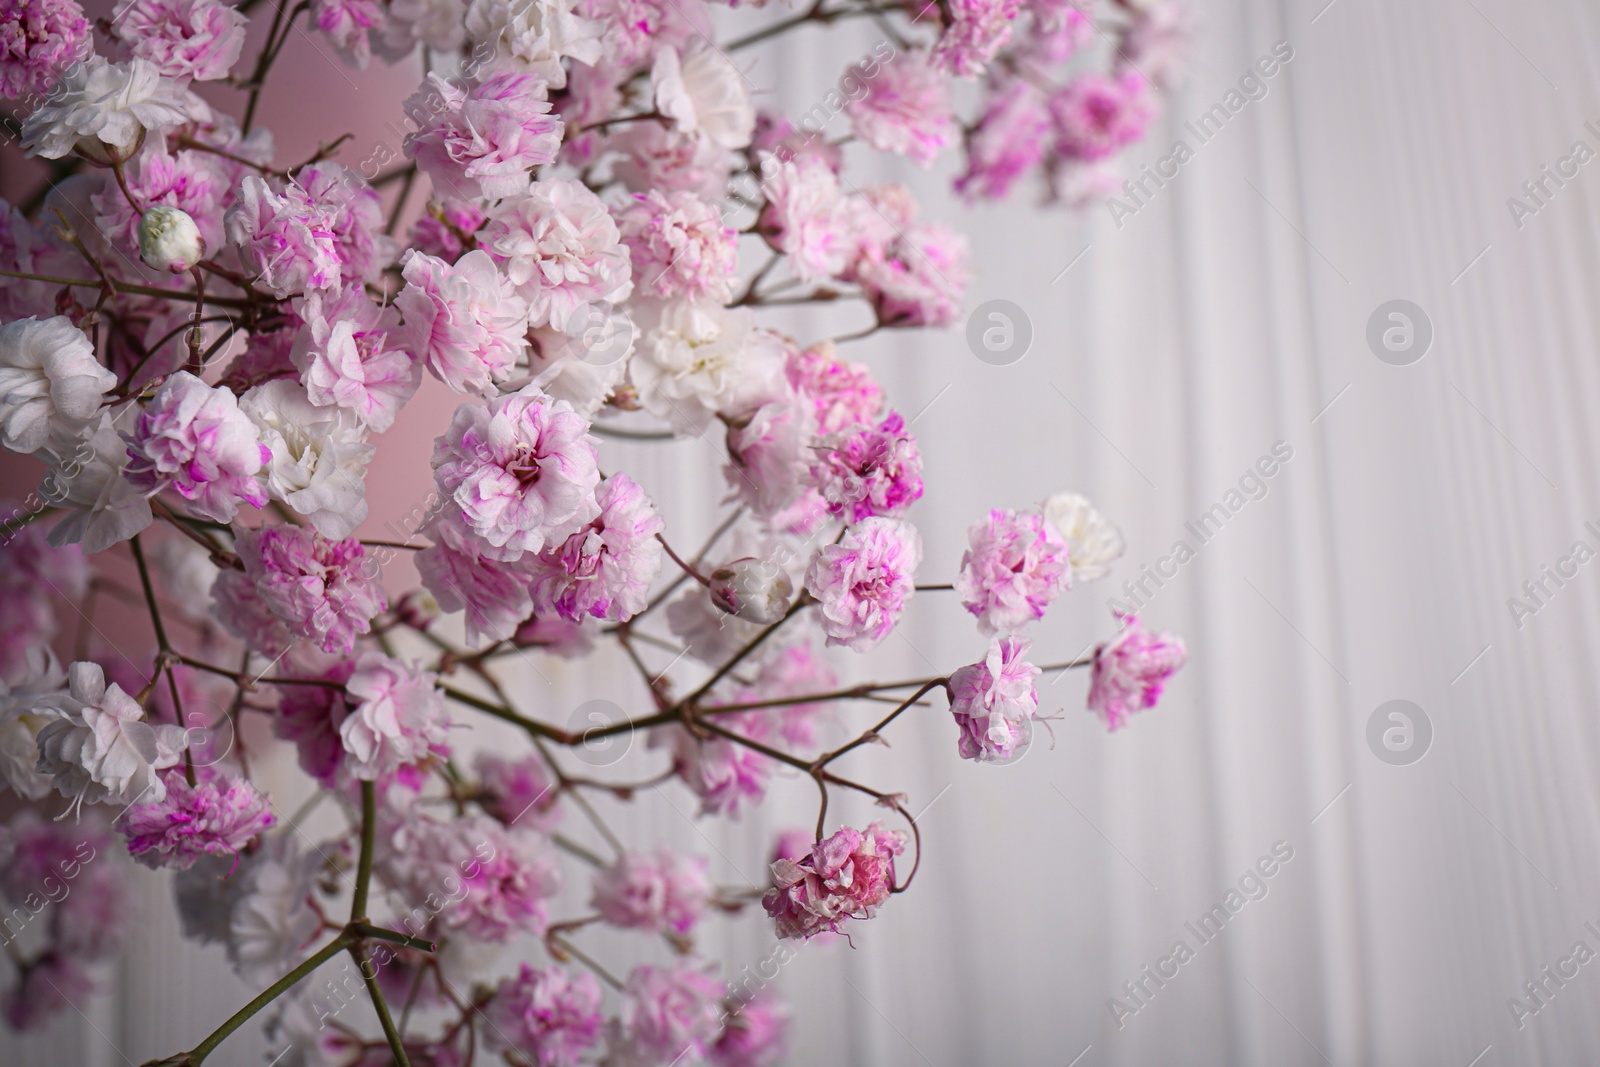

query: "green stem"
xmin=183 ymin=932 xmax=354 ymax=1063
xmin=351 ymin=941 xmax=412 ymax=1066
xmin=352 ymin=780 xmax=376 ymax=922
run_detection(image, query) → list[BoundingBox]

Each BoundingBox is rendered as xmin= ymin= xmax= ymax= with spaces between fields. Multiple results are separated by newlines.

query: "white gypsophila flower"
xmin=378 ymin=0 xmax=470 ymax=59
xmin=464 ymin=0 xmax=603 ymax=88
xmin=1040 ymin=492 xmax=1126 ymax=583
xmin=652 ymin=42 xmax=756 ymax=151
xmin=526 ymin=312 xmax=633 ymax=415
xmin=39 ymin=409 xmax=156 ymax=554
xmin=150 ymin=536 xmax=221 ymax=621
xmin=0 ymin=316 xmax=117 ymax=455
xmin=33 ymin=661 xmax=188 ymax=814
xmin=241 ymin=380 xmax=375 ymax=541
xmin=0 ymin=646 xmax=68 ymax=800
xmin=629 ymin=300 xmax=786 ymax=433
xmin=137 ymin=205 xmax=206 ymax=273
xmin=226 ymin=838 xmax=322 ymax=985
xmin=709 ymin=557 xmax=794 ymax=624
xmin=22 ymin=56 xmax=209 ymax=161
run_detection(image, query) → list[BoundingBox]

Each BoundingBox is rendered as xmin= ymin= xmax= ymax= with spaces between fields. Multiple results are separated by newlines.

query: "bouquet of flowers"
xmin=0 ymin=0 xmax=1189 ymax=1061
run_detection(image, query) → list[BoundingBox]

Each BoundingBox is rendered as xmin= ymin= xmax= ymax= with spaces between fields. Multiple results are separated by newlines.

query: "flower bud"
xmin=138 ymin=206 xmax=205 ymax=273
xmin=395 ymin=588 xmax=439 ymax=630
xmin=709 ymin=557 xmax=793 ymax=624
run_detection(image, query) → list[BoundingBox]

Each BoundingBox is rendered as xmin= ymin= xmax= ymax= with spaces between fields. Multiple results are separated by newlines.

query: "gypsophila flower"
xmin=757 ymin=152 xmax=846 ymax=284
xmin=241 ymin=379 xmax=374 ymax=540
xmin=124 ymin=369 xmax=270 ymax=524
xmin=432 ymin=385 xmax=601 ymax=561
xmin=653 ymin=41 xmax=755 ymax=150
xmin=0 ymin=647 xmax=68 ymax=799
xmin=33 ymin=661 xmax=188 ymax=812
xmin=404 ymin=71 xmax=564 ymax=201
xmin=955 ymin=507 xmax=1070 ymax=635
xmin=111 ymin=0 xmax=248 ymax=82
xmin=948 ymin=634 xmax=1039 ymax=762
xmin=21 ymin=56 xmax=206 ymax=161
xmin=415 ymin=510 xmax=539 ymax=645
xmin=484 ymin=965 xmax=604 ymax=1067
xmin=115 ymin=769 xmax=274 ymax=869
xmin=290 ymin=289 xmax=421 ymax=433
xmin=1041 ymin=491 xmax=1125 ymax=583
xmin=711 ymin=991 xmax=790 ymax=1067
xmin=339 ymin=651 xmax=450 ymax=779
xmin=630 ymin=300 xmax=788 ymax=433
xmin=475 ymin=750 xmax=561 ymax=830
xmin=591 ymin=850 xmax=711 ymax=934
xmin=481 ymin=178 xmax=633 ymax=334
xmin=0 ymin=316 xmax=116 ymax=455
xmin=1051 ymin=70 xmax=1154 ymax=162
xmin=397 ymin=248 xmax=531 ymax=395
xmin=224 ymin=175 xmax=342 ymax=298
xmin=763 ymin=822 xmax=906 ymax=940
xmin=0 ymin=0 xmax=90 ymax=99
xmin=226 ymin=838 xmax=320 ymax=984
xmin=380 ymin=809 xmax=562 ymax=941
xmin=846 ymin=51 xmax=956 ymax=167
xmin=616 ymin=188 xmax=739 ymax=303
xmin=806 ymin=517 xmax=921 ymax=651
xmin=137 ymin=205 xmax=206 ymax=272
xmin=613 ymin=959 xmax=726 ymax=1063
xmin=464 ymin=0 xmax=604 ymax=88
xmin=1086 ymin=614 xmax=1185 ymax=730
xmin=234 ymin=524 xmax=387 ymax=655
xmin=807 ymin=411 xmax=924 ymax=523
xmin=527 ymin=471 xmax=663 ymax=623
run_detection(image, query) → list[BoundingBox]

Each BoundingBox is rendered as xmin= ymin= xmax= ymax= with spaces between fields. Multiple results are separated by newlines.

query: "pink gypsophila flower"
xmin=845 ymin=52 xmax=955 ymax=167
xmin=310 ymin=0 xmax=386 ymax=67
xmin=762 ymin=822 xmax=906 ymax=940
xmin=432 ymin=386 xmax=601 ymax=562
xmin=404 ymin=71 xmax=564 ymax=201
xmin=615 ymin=960 xmax=725 ymax=1064
xmin=338 ymin=651 xmax=451 ymax=780
xmin=484 ymin=965 xmax=603 ymax=1067
xmin=112 ymin=0 xmax=247 ymax=82
xmin=805 ymin=517 xmax=921 ymax=651
xmin=271 ymin=660 xmax=355 ymax=783
xmin=115 ymin=769 xmax=274 ymax=869
xmin=0 ymin=814 xmax=126 ymax=961
xmin=235 ymin=524 xmax=387 ymax=655
xmin=955 ymin=507 xmax=1071 ymax=635
xmin=291 ymin=289 xmax=420 ymax=432
xmin=1051 ymin=70 xmax=1154 ymax=162
xmin=294 ymin=161 xmax=400 ymax=290
xmin=711 ymin=990 xmax=790 ymax=1067
xmin=757 ymin=152 xmax=846 ymax=284
xmin=2 ymin=952 xmax=92 ymax=1032
xmin=730 ymin=640 xmax=837 ymax=749
xmin=955 ymin=78 xmax=1051 ymax=201
xmin=92 ymin=143 xmax=226 ymax=258
xmin=786 ymin=340 xmax=883 ymax=435
xmin=0 ymin=0 xmax=90 ymax=99
xmin=928 ymin=0 xmax=1019 ymax=78
xmin=1086 ymin=614 xmax=1185 ymax=730
xmin=528 ymin=472 xmax=662 ymax=623
xmin=617 ymin=188 xmax=738 ymax=302
xmin=408 ymin=198 xmax=486 ymax=264
xmin=807 ymin=411 xmax=924 ymax=524
xmin=651 ymin=723 xmax=771 ymax=817
xmin=856 ymin=221 xmax=968 ymax=329
xmin=948 ymin=634 xmax=1039 ymax=762
xmin=381 ymin=810 xmax=561 ymax=941
xmin=591 ymin=850 xmax=711 ymax=934
xmin=415 ymin=510 xmax=538 ymax=645
xmin=723 ymin=394 xmax=817 ymax=522
xmin=474 ymin=750 xmax=561 ymax=831
xmin=397 ymin=248 xmax=530 ymax=395
xmin=224 ymin=175 xmax=342 ymax=298
xmin=124 ymin=370 xmax=268 ymax=523
xmin=481 ymin=178 xmax=632 ymax=333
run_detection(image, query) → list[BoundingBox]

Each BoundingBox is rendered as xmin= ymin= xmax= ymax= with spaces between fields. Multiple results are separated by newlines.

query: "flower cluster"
xmin=0 ymin=0 xmax=1188 ymax=1054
